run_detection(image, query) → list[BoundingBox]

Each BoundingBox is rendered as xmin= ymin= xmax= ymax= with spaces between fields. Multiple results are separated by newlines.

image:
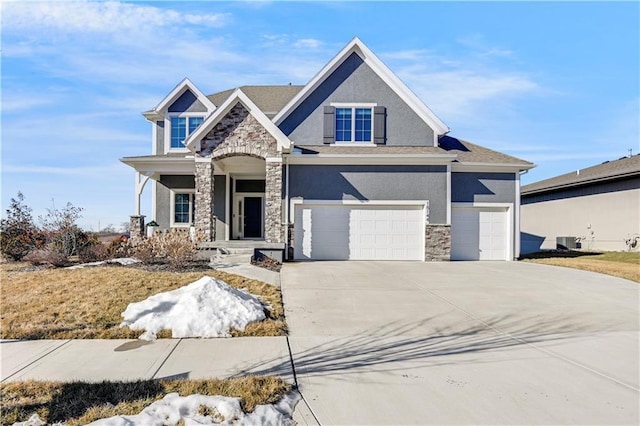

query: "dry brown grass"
xmin=0 ymin=262 xmax=286 ymax=339
xmin=1 ymin=376 xmax=291 ymax=425
xmin=522 ymin=252 xmax=640 ymax=283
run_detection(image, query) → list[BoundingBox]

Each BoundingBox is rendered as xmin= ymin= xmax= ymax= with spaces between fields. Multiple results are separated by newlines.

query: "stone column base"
xmin=130 ymin=215 xmax=145 ymax=239
xmin=425 ymin=224 xmax=451 ymax=261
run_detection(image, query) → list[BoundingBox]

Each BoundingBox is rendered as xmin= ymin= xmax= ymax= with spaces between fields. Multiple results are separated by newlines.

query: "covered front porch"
xmin=194 ymin=153 xmax=283 ymax=245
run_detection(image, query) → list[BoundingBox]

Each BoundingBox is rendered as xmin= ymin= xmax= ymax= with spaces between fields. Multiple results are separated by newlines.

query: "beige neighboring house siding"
xmin=521 ymin=187 xmax=640 ymax=252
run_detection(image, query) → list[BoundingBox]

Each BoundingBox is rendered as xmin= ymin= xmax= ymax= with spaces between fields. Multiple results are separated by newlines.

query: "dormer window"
xmin=336 ymin=107 xmax=372 ymax=142
xmin=324 ymin=103 xmax=385 ymax=145
xmin=170 ymin=115 xmax=204 ymax=149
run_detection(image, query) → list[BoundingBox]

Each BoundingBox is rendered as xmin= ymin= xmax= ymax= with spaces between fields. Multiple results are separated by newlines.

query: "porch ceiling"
xmin=215 ymin=156 xmax=266 ymax=176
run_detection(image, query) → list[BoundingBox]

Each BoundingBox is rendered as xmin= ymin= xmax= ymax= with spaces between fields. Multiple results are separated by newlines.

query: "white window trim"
xmin=170 ymin=189 xmax=195 ymax=228
xmin=330 ymin=103 xmax=377 ymax=144
xmin=164 ymin=113 xmax=206 ymax=153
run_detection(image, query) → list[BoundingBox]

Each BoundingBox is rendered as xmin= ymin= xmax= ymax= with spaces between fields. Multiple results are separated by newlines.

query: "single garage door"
xmin=451 ymin=207 xmax=509 ymax=260
xmin=294 ymin=204 xmax=424 ymax=260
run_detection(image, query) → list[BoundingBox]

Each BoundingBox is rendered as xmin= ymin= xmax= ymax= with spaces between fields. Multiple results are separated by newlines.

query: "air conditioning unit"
xmin=556 ymin=236 xmax=577 ymax=250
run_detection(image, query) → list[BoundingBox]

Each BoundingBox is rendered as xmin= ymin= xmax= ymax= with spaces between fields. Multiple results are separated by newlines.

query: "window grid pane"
xmin=335 ymin=108 xmax=352 ymax=142
xmin=355 ymin=108 xmax=372 ymax=142
xmin=188 ymin=117 xmax=204 ymax=134
xmin=174 ymin=193 xmax=190 ymax=223
xmin=171 ymin=117 xmax=187 ymax=148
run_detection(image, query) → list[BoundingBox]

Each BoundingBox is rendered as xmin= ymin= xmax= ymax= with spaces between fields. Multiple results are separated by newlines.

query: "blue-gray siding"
xmin=451 ymin=172 xmax=516 ymax=204
xmin=288 ymin=165 xmax=447 ymax=223
xmin=280 ymin=53 xmax=435 ymax=147
xmin=155 ymin=174 xmax=227 ymax=239
xmin=168 ymin=90 xmax=207 ymax=113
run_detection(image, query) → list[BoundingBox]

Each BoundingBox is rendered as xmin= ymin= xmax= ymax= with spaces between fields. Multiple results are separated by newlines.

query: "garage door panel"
xmin=452 ymin=207 xmax=509 ymax=261
xmin=294 ymin=204 xmax=424 ymax=260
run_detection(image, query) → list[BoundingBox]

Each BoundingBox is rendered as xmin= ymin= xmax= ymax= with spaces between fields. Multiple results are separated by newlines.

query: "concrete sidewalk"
xmin=0 ymin=337 xmax=319 ymax=424
xmin=1 ymin=337 xmax=292 ymax=382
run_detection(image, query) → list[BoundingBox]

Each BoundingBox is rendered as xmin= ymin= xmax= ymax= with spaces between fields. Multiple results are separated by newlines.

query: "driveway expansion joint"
xmin=286 ymin=335 xmax=322 ymax=425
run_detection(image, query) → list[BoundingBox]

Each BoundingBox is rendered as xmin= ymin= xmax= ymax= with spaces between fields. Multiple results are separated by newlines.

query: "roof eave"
xmin=452 ymin=162 xmax=536 ymax=173
xmin=285 ymin=152 xmax=457 ymax=166
xmin=522 ymin=171 xmax=640 ymax=196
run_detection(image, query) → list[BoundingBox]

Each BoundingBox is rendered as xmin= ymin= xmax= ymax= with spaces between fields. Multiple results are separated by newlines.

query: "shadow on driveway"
xmin=241 ymin=313 xmax=619 ymax=380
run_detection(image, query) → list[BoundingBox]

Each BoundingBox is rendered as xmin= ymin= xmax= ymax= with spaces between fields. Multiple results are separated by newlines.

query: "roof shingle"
xmin=522 ymin=154 xmax=640 ymax=195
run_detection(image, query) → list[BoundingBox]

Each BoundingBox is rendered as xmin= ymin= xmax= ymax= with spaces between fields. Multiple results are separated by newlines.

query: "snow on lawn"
xmin=120 ymin=276 xmax=266 ymax=339
xmin=14 ymin=392 xmax=300 ymax=426
xmin=66 ymin=257 xmax=140 ymax=269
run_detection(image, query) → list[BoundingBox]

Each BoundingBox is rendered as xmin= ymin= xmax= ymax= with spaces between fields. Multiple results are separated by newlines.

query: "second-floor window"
xmin=335 ymin=107 xmax=372 ymax=143
xmin=170 ymin=116 xmax=204 ymax=149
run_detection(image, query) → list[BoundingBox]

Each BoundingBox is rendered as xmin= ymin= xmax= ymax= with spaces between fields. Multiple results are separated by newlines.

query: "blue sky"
xmin=2 ymin=1 xmax=638 ymax=230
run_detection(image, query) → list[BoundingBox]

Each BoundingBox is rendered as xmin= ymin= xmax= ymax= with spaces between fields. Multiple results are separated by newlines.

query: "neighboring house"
xmin=521 ymin=155 xmax=640 ymax=253
xmin=121 ymin=38 xmax=533 ymax=261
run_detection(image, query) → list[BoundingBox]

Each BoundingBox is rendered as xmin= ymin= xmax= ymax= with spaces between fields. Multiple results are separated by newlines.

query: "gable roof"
xmin=143 ymin=78 xmax=216 ymax=121
xmin=272 ymin=37 xmax=449 ymax=140
xmin=208 ymin=85 xmax=304 ymax=118
xmin=185 ymin=88 xmax=291 ymax=153
xmin=522 ymin=154 xmax=640 ymax=195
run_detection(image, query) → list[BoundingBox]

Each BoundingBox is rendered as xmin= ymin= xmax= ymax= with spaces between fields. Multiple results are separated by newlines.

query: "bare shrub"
xmin=158 ymin=230 xmax=197 ymax=268
xmin=24 ymin=248 xmax=69 ymax=267
xmin=78 ymin=243 xmax=110 ymax=263
xmin=128 ymin=229 xmax=198 ymax=268
xmin=131 ymin=237 xmax=157 ymax=265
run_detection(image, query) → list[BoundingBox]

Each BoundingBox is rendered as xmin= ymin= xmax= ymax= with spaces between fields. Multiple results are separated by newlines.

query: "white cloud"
xmin=294 ymin=38 xmax=323 ymax=49
xmin=2 ymin=1 xmax=228 ymax=35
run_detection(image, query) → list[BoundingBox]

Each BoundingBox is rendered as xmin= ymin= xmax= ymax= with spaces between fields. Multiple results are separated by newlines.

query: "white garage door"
xmin=451 ymin=207 xmax=509 ymax=261
xmin=294 ymin=204 xmax=424 ymax=260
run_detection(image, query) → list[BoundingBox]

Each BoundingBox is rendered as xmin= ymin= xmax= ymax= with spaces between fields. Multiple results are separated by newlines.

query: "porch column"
xmin=195 ymin=157 xmax=215 ymax=242
xmin=265 ymin=158 xmax=283 ymax=243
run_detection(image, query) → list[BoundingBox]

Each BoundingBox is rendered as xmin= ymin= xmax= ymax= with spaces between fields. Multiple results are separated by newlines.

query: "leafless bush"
xmin=78 ymin=243 xmax=110 ymax=263
xmin=128 ymin=229 xmax=199 ymax=268
xmin=24 ymin=248 xmax=69 ymax=267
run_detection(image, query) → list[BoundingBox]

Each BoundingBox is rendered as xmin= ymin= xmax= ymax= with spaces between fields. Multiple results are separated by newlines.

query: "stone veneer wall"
xmin=129 ymin=215 xmax=145 ymax=239
xmin=194 ymin=161 xmax=215 ymax=241
xmin=200 ymin=104 xmax=278 ymax=160
xmin=265 ymin=162 xmax=283 ymax=243
xmin=425 ymin=224 xmax=451 ymax=261
xmin=195 ymin=102 xmax=283 ymax=243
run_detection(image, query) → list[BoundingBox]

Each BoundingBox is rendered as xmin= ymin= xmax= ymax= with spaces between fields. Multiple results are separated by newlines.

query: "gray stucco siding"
xmin=288 ymin=165 xmax=447 ymax=223
xmin=451 ymin=172 xmax=516 ymax=204
xmin=213 ymin=175 xmax=227 ymax=240
xmin=280 ymin=53 xmax=435 ymax=147
xmin=168 ymin=90 xmax=207 ymax=113
xmin=155 ymin=121 xmax=165 ymax=154
xmin=155 ymin=175 xmax=196 ymax=229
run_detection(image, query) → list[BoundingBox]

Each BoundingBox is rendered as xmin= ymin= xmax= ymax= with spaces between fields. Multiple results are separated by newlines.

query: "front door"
xmin=243 ymin=197 xmax=263 ymax=238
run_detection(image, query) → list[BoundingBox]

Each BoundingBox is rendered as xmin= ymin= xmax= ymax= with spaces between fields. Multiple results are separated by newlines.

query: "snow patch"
xmin=66 ymin=257 xmax=140 ymax=269
xmin=120 ymin=276 xmax=266 ymax=339
xmin=14 ymin=392 xmax=300 ymax=426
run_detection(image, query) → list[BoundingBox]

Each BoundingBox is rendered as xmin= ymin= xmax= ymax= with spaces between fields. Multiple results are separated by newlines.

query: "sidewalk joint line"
xmin=150 ymin=338 xmax=183 ymax=379
xmin=286 ymin=335 xmax=322 ymax=425
xmin=1 ymin=339 xmax=72 ymax=382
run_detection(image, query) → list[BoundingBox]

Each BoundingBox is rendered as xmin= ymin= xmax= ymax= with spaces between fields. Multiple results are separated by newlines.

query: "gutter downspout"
xmin=284 ymin=155 xmax=290 ymax=260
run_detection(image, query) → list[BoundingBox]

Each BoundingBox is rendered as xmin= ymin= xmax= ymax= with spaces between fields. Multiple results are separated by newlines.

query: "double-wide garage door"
xmin=294 ymin=204 xmax=424 ymax=260
xmin=451 ymin=206 xmax=510 ymax=261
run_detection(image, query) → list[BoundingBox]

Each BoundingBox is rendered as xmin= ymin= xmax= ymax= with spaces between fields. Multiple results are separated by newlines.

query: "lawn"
xmin=520 ymin=251 xmax=640 ymax=283
xmin=1 ymin=376 xmax=291 ymax=425
xmin=0 ymin=262 xmax=286 ymax=339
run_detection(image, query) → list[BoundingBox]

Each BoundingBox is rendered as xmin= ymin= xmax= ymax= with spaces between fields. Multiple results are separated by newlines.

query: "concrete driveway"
xmin=281 ymin=261 xmax=639 ymax=425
